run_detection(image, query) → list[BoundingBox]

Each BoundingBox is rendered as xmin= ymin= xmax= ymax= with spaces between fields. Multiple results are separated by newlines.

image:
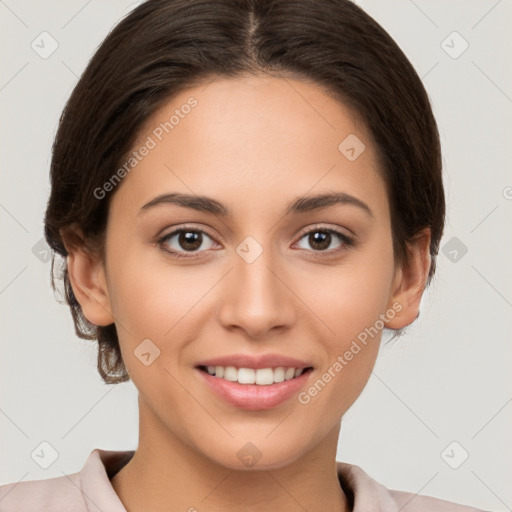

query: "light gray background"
xmin=1 ymin=0 xmax=511 ymax=509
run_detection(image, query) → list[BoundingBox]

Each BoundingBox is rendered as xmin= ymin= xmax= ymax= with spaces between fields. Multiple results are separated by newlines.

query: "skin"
xmin=63 ymin=73 xmax=431 ymax=512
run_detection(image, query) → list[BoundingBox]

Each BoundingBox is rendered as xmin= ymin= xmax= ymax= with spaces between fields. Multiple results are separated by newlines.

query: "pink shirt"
xmin=0 ymin=448 xmax=488 ymax=511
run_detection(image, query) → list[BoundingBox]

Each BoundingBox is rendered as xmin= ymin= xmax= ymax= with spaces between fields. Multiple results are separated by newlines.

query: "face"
xmin=69 ymin=73 xmax=426 ymax=470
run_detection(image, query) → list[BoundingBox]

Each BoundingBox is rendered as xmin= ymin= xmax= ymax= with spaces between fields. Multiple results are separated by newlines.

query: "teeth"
xmin=255 ymin=368 xmax=273 ymax=385
xmin=238 ymin=367 xmax=256 ymax=384
xmin=224 ymin=366 xmax=237 ymax=382
xmin=273 ymin=367 xmax=285 ymax=383
xmin=203 ymin=366 xmax=307 ymax=385
xmin=284 ymin=367 xmax=295 ymax=380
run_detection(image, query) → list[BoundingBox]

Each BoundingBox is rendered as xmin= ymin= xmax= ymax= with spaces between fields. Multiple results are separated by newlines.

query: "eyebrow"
xmin=139 ymin=192 xmax=373 ymax=218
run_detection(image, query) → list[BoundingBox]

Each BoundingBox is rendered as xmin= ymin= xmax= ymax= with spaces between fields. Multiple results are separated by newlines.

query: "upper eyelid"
xmin=159 ymin=224 xmax=218 ymax=242
xmin=296 ymin=223 xmax=353 ymax=238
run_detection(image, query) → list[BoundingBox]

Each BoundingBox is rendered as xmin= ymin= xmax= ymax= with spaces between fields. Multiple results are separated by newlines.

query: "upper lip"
xmin=196 ymin=353 xmax=313 ymax=370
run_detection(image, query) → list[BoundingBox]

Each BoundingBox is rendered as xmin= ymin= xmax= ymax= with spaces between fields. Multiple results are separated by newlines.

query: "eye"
xmin=158 ymin=227 xmax=218 ymax=258
xmin=157 ymin=224 xmax=354 ymax=259
xmin=294 ymin=226 xmax=354 ymax=254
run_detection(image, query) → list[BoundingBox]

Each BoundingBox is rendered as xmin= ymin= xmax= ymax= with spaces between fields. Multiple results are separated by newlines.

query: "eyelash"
xmin=156 ymin=224 xmax=354 ymax=259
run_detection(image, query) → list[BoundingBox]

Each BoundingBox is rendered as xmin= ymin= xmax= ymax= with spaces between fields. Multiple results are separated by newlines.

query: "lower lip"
xmin=197 ymin=368 xmax=313 ymax=411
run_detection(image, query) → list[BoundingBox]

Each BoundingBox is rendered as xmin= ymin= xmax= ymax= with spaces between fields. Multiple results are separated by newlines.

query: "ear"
xmin=61 ymin=227 xmax=114 ymax=326
xmin=385 ymin=228 xmax=431 ymax=329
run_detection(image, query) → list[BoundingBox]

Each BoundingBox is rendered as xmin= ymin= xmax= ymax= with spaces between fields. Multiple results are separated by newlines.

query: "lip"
xmin=195 ymin=353 xmax=313 ymax=370
xmin=197 ymin=367 xmax=313 ymax=411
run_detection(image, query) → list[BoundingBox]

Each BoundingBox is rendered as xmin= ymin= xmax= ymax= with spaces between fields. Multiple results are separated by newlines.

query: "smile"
xmin=196 ymin=365 xmax=314 ymax=411
xmin=199 ymin=365 xmax=313 ymax=385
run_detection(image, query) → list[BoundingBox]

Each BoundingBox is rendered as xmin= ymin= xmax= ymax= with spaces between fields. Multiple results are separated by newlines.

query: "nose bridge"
xmin=217 ymin=235 xmax=296 ymax=336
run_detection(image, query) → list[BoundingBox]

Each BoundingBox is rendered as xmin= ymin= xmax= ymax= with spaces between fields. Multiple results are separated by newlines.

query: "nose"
xmin=216 ymin=243 xmax=297 ymax=339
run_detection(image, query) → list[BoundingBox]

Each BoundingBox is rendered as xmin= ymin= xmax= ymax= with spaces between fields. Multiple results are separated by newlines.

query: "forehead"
xmin=138 ymin=73 xmax=372 ymax=160
xmin=111 ymin=74 xmax=387 ymax=219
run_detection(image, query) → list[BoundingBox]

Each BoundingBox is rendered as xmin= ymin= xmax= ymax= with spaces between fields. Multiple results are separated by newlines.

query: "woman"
xmin=0 ymin=0 xmax=490 ymax=510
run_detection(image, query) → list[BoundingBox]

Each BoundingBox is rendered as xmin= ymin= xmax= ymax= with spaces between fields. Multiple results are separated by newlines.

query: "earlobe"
xmin=385 ymin=228 xmax=431 ymax=330
xmin=62 ymin=229 xmax=114 ymax=327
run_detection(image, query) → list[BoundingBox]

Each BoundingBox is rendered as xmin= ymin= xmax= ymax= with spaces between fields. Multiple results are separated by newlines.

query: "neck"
xmin=111 ymin=396 xmax=350 ymax=512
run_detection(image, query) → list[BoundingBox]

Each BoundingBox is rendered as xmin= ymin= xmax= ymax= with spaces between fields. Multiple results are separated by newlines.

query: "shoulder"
xmin=389 ymin=488 xmax=491 ymax=512
xmin=336 ymin=461 xmax=491 ymax=512
xmin=0 ymin=448 xmax=132 ymax=512
xmin=0 ymin=472 xmax=85 ymax=512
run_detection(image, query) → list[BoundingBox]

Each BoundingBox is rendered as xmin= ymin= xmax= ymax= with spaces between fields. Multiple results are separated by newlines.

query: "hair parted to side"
xmin=44 ymin=0 xmax=445 ymax=384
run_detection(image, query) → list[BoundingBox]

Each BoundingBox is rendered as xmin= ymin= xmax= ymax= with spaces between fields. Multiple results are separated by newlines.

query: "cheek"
xmin=312 ymin=240 xmax=395 ymax=341
xmin=298 ymin=273 xmax=389 ymax=420
xmin=300 ymin=235 xmax=394 ymax=401
xmin=106 ymin=248 xmax=218 ymax=365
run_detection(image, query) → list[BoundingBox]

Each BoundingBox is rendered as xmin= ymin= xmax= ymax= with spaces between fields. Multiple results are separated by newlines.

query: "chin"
xmin=199 ymin=435 xmax=312 ymax=472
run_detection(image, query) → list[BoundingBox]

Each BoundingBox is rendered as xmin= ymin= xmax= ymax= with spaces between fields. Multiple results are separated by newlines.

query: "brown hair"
xmin=44 ymin=0 xmax=445 ymax=384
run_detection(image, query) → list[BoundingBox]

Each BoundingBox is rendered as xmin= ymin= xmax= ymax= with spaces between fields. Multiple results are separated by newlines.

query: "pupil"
xmin=310 ymin=231 xmax=330 ymax=250
xmin=180 ymin=231 xmax=202 ymax=251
